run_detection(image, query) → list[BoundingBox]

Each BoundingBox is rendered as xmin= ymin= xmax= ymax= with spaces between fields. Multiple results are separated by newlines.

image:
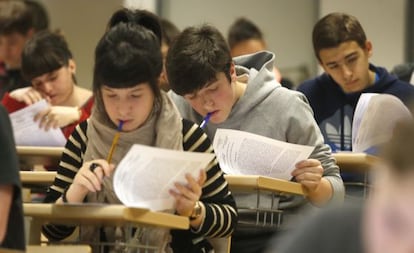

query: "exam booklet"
xmin=212 ymin=129 xmax=315 ymax=181
xmin=113 ymin=144 xmax=215 ymax=211
xmin=9 ymin=99 xmax=66 ymax=147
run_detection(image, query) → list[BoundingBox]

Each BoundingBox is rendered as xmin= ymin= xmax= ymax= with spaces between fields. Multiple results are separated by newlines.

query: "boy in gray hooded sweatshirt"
xmin=166 ymin=24 xmax=344 ymax=253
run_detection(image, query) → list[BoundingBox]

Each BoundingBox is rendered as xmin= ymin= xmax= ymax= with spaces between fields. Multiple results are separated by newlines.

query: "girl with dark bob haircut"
xmin=42 ymin=9 xmax=237 ymax=253
xmin=1 ymin=30 xmax=93 ymax=138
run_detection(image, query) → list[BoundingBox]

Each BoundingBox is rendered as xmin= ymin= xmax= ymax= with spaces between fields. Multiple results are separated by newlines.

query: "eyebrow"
xmin=325 ymin=52 xmax=358 ymax=67
xmin=102 ymin=86 xmax=144 ymax=92
xmin=344 ymin=52 xmax=358 ymax=60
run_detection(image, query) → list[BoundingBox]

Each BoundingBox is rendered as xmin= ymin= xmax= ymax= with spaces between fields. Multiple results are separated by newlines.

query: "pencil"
xmin=200 ymin=112 xmax=212 ymax=129
xmin=106 ymin=120 xmax=124 ymax=163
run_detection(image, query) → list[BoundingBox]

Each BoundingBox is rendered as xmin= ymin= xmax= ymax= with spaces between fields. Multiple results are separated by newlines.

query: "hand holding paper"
xmin=9 ymin=99 xmax=66 ymax=146
xmin=113 ymin=144 xmax=214 ymax=211
xmin=212 ymin=129 xmax=315 ymax=181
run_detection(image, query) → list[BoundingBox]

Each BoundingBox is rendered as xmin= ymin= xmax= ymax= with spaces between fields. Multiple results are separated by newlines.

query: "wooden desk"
xmin=224 ymin=175 xmax=305 ymax=228
xmin=224 ymin=175 xmax=305 ymax=196
xmin=24 ymin=203 xmax=189 ymax=245
xmin=27 ymin=245 xmax=92 ymax=253
xmin=20 ymin=171 xmax=57 ymax=186
xmin=17 ymin=146 xmax=64 ymax=167
xmin=333 ymin=152 xmax=378 ymax=172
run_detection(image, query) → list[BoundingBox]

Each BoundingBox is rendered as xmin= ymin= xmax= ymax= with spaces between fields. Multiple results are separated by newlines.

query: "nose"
xmin=340 ymin=64 xmax=352 ymax=81
xmin=41 ymin=82 xmax=53 ymax=94
xmin=117 ymin=99 xmax=131 ymax=117
xmin=202 ymin=94 xmax=214 ymax=110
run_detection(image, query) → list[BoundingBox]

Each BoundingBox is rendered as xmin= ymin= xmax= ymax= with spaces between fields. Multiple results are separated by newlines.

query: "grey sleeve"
xmin=285 ymin=93 xmax=344 ymax=204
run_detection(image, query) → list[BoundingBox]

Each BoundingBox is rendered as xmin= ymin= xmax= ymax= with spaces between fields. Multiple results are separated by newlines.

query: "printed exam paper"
xmin=9 ymin=99 xmax=66 ymax=147
xmin=213 ymin=129 xmax=315 ymax=181
xmin=113 ymin=144 xmax=215 ymax=211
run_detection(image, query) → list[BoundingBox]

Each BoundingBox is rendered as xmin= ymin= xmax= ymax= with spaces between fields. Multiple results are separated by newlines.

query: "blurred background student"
xmin=0 ymin=104 xmax=25 ymax=251
xmin=227 ymin=17 xmax=294 ymax=89
xmin=2 ymin=30 xmax=93 ymax=138
xmin=0 ymin=0 xmax=49 ymax=99
xmin=159 ymin=18 xmax=180 ymax=91
xmin=266 ymin=117 xmax=414 ymax=253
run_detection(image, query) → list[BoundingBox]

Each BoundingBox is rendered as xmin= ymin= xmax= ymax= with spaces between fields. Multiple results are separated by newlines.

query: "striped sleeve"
xmin=182 ymin=119 xmax=238 ymax=237
xmin=42 ymin=121 xmax=88 ymax=241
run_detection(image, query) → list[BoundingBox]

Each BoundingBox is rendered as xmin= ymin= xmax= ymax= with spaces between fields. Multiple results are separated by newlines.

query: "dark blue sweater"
xmin=298 ymin=64 xmax=414 ymax=152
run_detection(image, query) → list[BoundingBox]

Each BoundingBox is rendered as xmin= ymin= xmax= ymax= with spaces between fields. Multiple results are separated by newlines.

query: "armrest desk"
xmin=224 ymin=175 xmax=305 ymax=196
xmin=224 ymin=175 xmax=305 ymax=228
xmin=20 ymin=171 xmax=57 ymax=187
xmin=333 ymin=152 xmax=378 ymax=172
xmin=24 ymin=203 xmax=189 ymax=245
xmin=17 ymin=146 xmax=64 ymax=168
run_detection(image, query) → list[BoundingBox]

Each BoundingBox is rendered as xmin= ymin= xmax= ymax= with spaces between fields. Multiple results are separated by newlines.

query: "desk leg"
xmin=28 ymin=218 xmax=42 ymax=245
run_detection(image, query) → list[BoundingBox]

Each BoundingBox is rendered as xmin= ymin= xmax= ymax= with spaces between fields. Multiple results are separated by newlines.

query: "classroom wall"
xmin=37 ymin=0 xmax=124 ymax=89
xmin=36 ymin=0 xmax=407 ymax=89
xmin=161 ymin=0 xmax=317 ymax=86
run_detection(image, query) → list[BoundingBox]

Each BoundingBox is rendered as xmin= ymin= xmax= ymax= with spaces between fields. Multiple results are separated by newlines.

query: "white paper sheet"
xmin=9 ymin=99 xmax=66 ymax=147
xmin=352 ymin=93 xmax=412 ymax=153
xmin=113 ymin=144 xmax=215 ymax=211
xmin=352 ymin=93 xmax=378 ymax=152
xmin=212 ymin=129 xmax=315 ymax=180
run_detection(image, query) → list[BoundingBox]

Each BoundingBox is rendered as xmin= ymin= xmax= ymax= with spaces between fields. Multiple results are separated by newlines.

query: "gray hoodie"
xmin=169 ymin=51 xmax=344 ymax=228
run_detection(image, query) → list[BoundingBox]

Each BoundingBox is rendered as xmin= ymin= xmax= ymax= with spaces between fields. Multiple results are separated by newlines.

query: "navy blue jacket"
xmin=298 ymin=64 xmax=414 ymax=151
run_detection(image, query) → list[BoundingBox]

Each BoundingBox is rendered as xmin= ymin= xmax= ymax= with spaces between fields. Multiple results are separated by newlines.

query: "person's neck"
xmin=368 ymin=69 xmax=377 ymax=86
xmin=233 ymin=80 xmax=247 ymax=104
xmin=58 ymin=85 xmax=79 ymax=107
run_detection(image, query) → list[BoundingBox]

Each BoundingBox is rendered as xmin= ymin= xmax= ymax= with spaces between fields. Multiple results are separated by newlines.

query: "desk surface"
xmin=333 ymin=153 xmax=378 ymax=172
xmin=224 ymin=175 xmax=305 ymax=196
xmin=26 ymin=245 xmax=92 ymax=253
xmin=24 ymin=203 xmax=189 ymax=230
xmin=20 ymin=171 xmax=57 ymax=186
xmin=17 ymin=146 xmax=64 ymax=167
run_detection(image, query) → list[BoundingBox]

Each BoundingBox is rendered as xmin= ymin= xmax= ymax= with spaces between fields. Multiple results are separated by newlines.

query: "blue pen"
xmin=200 ymin=112 xmax=212 ymax=129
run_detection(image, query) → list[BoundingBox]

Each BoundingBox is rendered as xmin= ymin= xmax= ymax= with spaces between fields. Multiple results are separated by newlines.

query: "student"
xmin=391 ymin=62 xmax=414 ymax=84
xmin=166 ymin=24 xmax=344 ymax=253
xmin=227 ymin=17 xmax=293 ymax=89
xmin=42 ymin=9 xmax=237 ymax=253
xmin=24 ymin=0 xmax=50 ymax=32
xmin=0 ymin=104 xmax=25 ymax=251
xmin=1 ymin=30 xmax=93 ymax=138
xmin=297 ymin=12 xmax=414 ymax=152
xmin=266 ymin=118 xmax=414 ymax=253
xmin=159 ymin=18 xmax=180 ymax=91
xmin=0 ymin=0 xmax=34 ymax=98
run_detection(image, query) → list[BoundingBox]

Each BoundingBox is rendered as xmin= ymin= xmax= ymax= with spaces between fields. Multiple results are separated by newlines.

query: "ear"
xmin=365 ymin=40 xmax=373 ymax=58
xmin=68 ymin=59 xmax=76 ymax=74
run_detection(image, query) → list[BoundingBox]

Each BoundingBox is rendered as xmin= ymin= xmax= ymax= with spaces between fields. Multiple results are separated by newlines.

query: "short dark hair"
xmin=21 ymin=30 xmax=73 ymax=82
xmin=0 ymin=0 xmax=33 ymax=35
xmin=160 ymin=18 xmax=180 ymax=47
xmin=227 ymin=17 xmax=263 ymax=49
xmin=166 ymin=24 xmax=232 ymax=96
xmin=93 ymin=22 xmax=162 ymax=99
xmin=24 ymin=0 xmax=49 ymax=32
xmin=312 ymin=12 xmax=367 ymax=61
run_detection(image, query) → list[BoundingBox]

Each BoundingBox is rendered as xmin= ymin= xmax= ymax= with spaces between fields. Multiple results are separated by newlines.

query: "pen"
xmin=200 ymin=112 xmax=212 ymax=129
xmin=106 ymin=120 xmax=124 ymax=163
